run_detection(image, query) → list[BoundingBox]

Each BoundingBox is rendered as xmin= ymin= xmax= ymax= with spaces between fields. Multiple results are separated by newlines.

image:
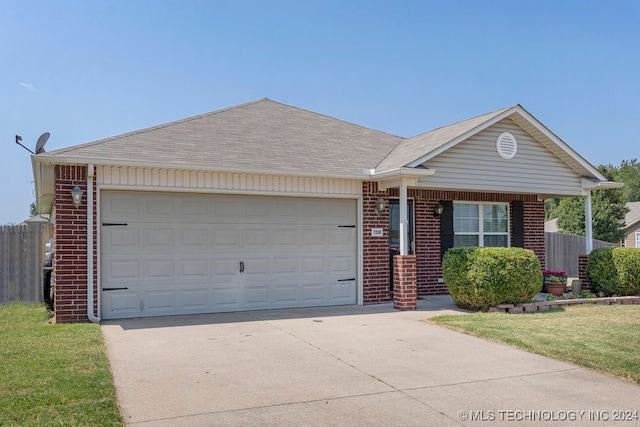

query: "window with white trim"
xmin=453 ymin=202 xmax=509 ymax=247
xmin=636 ymin=232 xmax=640 ymax=248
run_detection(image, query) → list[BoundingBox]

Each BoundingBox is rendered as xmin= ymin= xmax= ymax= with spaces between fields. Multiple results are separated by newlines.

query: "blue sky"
xmin=1 ymin=0 xmax=639 ymax=224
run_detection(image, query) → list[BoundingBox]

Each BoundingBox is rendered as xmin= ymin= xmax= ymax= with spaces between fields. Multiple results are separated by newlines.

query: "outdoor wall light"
xmin=434 ymin=202 xmax=444 ymax=217
xmin=375 ymin=197 xmax=387 ymax=215
xmin=71 ymin=185 xmax=83 ymax=208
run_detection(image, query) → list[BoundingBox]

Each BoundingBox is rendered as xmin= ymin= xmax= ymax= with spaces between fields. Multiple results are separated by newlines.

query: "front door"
xmin=389 ymin=199 xmax=414 ymax=290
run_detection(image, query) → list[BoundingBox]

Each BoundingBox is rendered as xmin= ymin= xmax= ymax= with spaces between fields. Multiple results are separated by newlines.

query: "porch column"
xmin=584 ymin=191 xmax=593 ymax=253
xmin=399 ymin=179 xmax=408 ymax=255
xmin=393 ymin=255 xmax=417 ymax=311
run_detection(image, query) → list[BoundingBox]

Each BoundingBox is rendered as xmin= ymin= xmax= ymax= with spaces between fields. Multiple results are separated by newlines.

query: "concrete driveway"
xmin=102 ymin=296 xmax=640 ymax=426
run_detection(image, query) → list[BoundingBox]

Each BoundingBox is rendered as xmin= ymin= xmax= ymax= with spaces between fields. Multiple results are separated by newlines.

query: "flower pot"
xmin=545 ymin=282 xmax=566 ymax=297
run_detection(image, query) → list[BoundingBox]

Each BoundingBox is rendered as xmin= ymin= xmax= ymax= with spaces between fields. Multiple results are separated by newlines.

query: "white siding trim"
xmin=97 ymin=166 xmax=362 ymax=197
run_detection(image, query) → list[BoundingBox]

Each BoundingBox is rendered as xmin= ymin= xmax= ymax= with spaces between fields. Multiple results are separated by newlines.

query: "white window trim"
xmin=453 ymin=201 xmax=510 ymax=247
xmin=636 ymin=232 xmax=640 ymax=248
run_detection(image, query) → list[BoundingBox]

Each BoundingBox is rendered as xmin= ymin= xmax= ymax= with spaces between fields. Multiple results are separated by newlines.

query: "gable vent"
xmin=496 ymin=132 xmax=517 ymax=159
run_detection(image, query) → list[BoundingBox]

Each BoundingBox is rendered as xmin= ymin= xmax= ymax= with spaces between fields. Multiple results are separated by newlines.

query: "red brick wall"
xmin=53 ymin=165 xmax=96 ymax=323
xmin=362 ymin=182 xmax=392 ymax=303
xmin=362 ymin=183 xmax=545 ymax=303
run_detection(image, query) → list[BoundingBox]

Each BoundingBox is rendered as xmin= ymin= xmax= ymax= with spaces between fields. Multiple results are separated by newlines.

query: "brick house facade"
xmin=34 ymin=99 xmax=618 ymax=322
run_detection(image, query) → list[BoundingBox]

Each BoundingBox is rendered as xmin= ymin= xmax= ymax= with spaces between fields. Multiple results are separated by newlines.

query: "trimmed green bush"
xmin=443 ymin=247 xmax=543 ymax=311
xmin=587 ymin=247 xmax=640 ymax=296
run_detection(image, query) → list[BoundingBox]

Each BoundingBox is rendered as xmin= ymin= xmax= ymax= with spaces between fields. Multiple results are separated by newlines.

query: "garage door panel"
xmin=179 ymin=199 xmax=209 ymax=216
xmin=144 ymin=259 xmax=175 ymax=279
xmin=105 ymin=228 xmax=139 ymax=248
xmin=273 ymin=285 xmax=298 ymax=304
xmin=179 ymin=228 xmax=209 ymax=247
xmin=212 ymin=228 xmax=242 ymax=250
xmin=180 ymin=259 xmax=210 ymax=280
xmin=330 ymin=282 xmax=355 ymax=301
xmin=144 ymin=228 xmax=175 ymax=249
xmin=212 ymin=287 xmax=241 ymax=307
xmin=104 ymin=258 xmax=140 ymax=282
xmin=244 ymin=286 xmax=270 ymax=306
xmin=145 ymin=290 xmax=176 ymax=312
xmin=179 ymin=289 xmax=208 ymax=310
xmin=101 ymin=191 xmax=356 ymax=319
xmin=104 ymin=291 xmax=141 ymax=316
xmin=302 ymin=284 xmax=326 ymax=302
xmin=108 ymin=196 xmax=140 ymax=216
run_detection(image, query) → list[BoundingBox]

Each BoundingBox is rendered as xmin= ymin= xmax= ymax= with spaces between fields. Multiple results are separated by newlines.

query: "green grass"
xmin=0 ymin=302 xmax=122 ymax=427
xmin=429 ymin=304 xmax=640 ymax=384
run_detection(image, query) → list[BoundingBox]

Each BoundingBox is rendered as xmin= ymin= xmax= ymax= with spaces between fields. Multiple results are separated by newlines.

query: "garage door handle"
xmin=338 ymin=278 xmax=355 ymax=282
xmin=103 ymin=287 xmax=129 ymax=291
xmin=239 ymin=261 xmax=245 ymax=274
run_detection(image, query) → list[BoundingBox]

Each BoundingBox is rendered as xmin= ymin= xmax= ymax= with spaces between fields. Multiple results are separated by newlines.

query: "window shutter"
xmin=440 ymin=200 xmax=454 ymax=258
xmin=511 ymin=201 xmax=525 ymax=248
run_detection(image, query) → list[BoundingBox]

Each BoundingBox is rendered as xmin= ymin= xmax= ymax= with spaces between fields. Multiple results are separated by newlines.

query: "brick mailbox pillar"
xmin=393 ymin=255 xmax=417 ymax=311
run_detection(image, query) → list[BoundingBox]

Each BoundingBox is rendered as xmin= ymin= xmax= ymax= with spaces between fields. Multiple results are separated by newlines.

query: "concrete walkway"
xmin=101 ymin=296 xmax=640 ymax=426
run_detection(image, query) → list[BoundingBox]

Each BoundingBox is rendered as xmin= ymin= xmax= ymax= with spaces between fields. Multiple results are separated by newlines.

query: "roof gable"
xmin=375 ymin=104 xmax=608 ymax=183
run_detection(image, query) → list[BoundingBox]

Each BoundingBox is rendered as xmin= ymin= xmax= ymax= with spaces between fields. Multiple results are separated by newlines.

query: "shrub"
xmin=442 ymin=247 xmax=543 ymax=311
xmin=587 ymin=247 xmax=640 ymax=296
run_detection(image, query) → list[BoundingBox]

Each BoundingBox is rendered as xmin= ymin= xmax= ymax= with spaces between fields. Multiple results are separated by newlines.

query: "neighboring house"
xmin=32 ymin=99 xmax=620 ymax=322
xmin=622 ymin=201 xmax=640 ymax=248
xmin=546 ymin=201 xmax=640 ymax=247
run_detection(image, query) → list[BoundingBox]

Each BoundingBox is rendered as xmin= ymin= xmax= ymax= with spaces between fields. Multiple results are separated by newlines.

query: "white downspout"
xmin=584 ymin=191 xmax=593 ymax=254
xmin=87 ymin=164 xmax=100 ymax=323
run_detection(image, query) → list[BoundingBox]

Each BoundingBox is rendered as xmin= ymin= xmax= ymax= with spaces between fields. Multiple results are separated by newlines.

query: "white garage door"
xmin=100 ymin=191 xmax=357 ymax=319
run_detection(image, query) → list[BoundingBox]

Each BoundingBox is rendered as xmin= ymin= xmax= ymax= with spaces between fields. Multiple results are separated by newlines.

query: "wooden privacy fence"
xmin=0 ymin=223 xmax=53 ymax=303
xmin=545 ymin=232 xmax=614 ymax=278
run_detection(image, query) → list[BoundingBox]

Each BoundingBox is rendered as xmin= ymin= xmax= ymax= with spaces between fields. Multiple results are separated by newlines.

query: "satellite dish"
xmin=35 ymin=132 xmax=50 ymax=154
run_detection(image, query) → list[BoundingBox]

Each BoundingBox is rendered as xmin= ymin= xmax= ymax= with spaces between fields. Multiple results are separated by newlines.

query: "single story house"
xmin=32 ymin=99 xmax=620 ymax=322
xmin=622 ymin=201 xmax=640 ymax=248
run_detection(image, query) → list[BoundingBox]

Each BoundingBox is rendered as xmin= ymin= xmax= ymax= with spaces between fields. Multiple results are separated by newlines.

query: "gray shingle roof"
xmin=37 ymin=99 xmax=607 ymax=185
xmin=625 ymin=201 xmax=640 ymax=228
xmin=375 ymin=106 xmax=511 ymax=172
xmin=44 ymin=98 xmax=403 ymax=178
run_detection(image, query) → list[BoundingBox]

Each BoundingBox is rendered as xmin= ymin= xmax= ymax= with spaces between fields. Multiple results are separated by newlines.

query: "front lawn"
xmin=429 ymin=304 xmax=640 ymax=383
xmin=0 ymin=303 xmax=122 ymax=426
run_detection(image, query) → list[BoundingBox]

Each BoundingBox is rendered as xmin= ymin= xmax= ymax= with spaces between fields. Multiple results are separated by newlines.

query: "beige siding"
xmin=418 ymin=118 xmax=583 ymax=196
xmin=623 ymin=223 xmax=640 ymax=247
xmin=97 ymin=166 xmax=362 ymax=197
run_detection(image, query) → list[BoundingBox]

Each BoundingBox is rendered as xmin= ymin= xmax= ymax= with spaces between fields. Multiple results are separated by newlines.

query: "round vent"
xmin=496 ymin=132 xmax=517 ymax=159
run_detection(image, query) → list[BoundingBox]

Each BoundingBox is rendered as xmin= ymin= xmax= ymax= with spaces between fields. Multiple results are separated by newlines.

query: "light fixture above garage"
xmin=71 ymin=185 xmax=83 ymax=208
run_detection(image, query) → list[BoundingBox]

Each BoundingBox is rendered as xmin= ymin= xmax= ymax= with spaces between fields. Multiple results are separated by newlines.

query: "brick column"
xmin=578 ymin=254 xmax=590 ymax=290
xmin=393 ymin=255 xmax=417 ymax=311
xmin=54 ymin=165 xmax=91 ymax=323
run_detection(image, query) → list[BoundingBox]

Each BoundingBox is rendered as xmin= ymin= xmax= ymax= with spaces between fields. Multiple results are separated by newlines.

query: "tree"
xmin=544 ymin=199 xmax=561 ymax=220
xmin=616 ymin=158 xmax=640 ymax=202
xmin=557 ymin=188 xmax=628 ymax=243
